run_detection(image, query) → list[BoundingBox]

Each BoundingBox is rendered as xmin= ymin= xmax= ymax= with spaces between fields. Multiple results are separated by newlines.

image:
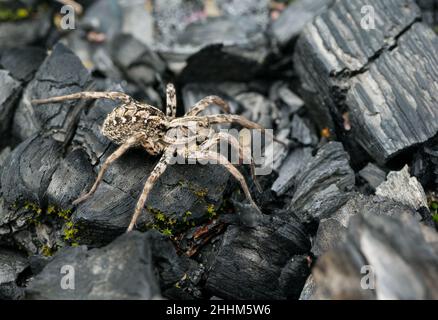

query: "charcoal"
xmin=179 ymin=38 xmax=270 ymax=83
xmin=376 ymin=165 xmax=428 ymax=211
xmin=153 ymin=0 xmax=268 ymax=50
xmin=0 ymin=9 xmax=51 ymax=49
xmin=312 ymin=193 xmax=422 ymax=256
xmin=45 ymin=149 xmax=95 ymax=209
xmin=182 ymin=83 xmax=244 ymax=115
xmin=0 ymin=147 xmax=11 ymax=174
xmin=25 ymin=231 xmax=162 ymax=300
xmin=312 ymin=213 xmax=438 ymax=299
xmin=80 ymin=0 xmax=122 ymax=40
xmin=416 ymin=0 xmax=438 ymax=27
xmin=28 ymin=254 xmax=52 ymax=276
xmin=110 ymin=34 xmax=166 ymax=87
xmin=1 ymin=135 xmax=63 ymax=206
xmin=290 ymin=115 xmax=318 ymax=146
xmin=271 ymin=147 xmax=313 ymax=196
xmin=0 ymin=70 xmax=21 ymax=139
xmin=288 ymin=142 xmax=355 ymax=222
xmin=12 ymin=43 xmax=91 ymax=142
xmin=270 ymin=0 xmax=334 ymax=47
xmin=0 ymin=249 xmax=28 ymax=300
xmin=152 ymin=0 xmax=205 ymax=50
xmin=269 ymin=82 xmax=304 ymax=115
xmin=205 ymin=212 xmax=311 ymax=299
xmin=72 ymin=151 xmax=229 ymax=245
xmin=0 ymin=47 xmax=46 ymax=83
xmin=358 ymin=163 xmax=387 ymax=191
xmin=120 ymin=0 xmax=153 ymax=46
xmin=299 ymin=274 xmax=316 ymax=300
xmin=71 ymin=85 xmax=119 ymax=165
xmin=294 ymin=0 xmax=438 ymax=164
xmin=169 ymin=4 xmax=270 ymax=81
xmin=235 ymin=92 xmax=278 ymax=129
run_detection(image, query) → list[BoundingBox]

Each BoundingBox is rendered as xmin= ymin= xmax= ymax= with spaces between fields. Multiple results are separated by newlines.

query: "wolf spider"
xmin=32 ymin=84 xmax=280 ymax=232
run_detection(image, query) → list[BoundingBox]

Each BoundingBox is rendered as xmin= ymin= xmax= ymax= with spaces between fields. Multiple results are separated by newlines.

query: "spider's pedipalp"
xmin=31 ymin=91 xmax=132 ymax=105
xmin=166 ymin=83 xmax=177 ymax=119
xmin=127 ymin=148 xmax=174 ymax=232
xmin=185 ymin=96 xmax=231 ymax=116
xmin=72 ymin=134 xmax=141 ymax=206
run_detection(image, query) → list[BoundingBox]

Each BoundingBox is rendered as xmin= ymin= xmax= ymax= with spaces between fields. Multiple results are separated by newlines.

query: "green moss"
xmin=433 ymin=214 xmax=438 ymax=223
xmin=0 ymin=6 xmax=31 ymax=21
xmin=15 ymin=201 xmax=80 ymax=248
xmin=206 ymin=203 xmax=217 ymax=219
xmin=41 ymin=245 xmax=55 ymax=257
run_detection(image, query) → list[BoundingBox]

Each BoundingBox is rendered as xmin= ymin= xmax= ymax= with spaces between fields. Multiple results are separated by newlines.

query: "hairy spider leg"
xmin=169 ymin=114 xmax=287 ymax=147
xmin=200 ymin=132 xmax=262 ymax=192
xmin=31 ymin=91 xmax=133 ymax=105
xmin=166 ymin=83 xmax=177 ymax=119
xmin=185 ymin=96 xmax=231 ymax=116
xmin=72 ymin=135 xmax=141 ymax=205
xmin=127 ymin=148 xmax=175 ymax=232
xmin=187 ymin=150 xmax=261 ymax=214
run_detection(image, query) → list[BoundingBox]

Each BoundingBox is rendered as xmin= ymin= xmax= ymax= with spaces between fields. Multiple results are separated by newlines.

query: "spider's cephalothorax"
xmin=102 ymin=101 xmax=168 ymax=155
xmin=32 ymin=84 xmax=280 ymax=232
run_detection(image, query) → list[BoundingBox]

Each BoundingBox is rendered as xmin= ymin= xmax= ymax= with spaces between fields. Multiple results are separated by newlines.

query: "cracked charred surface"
xmin=294 ymin=0 xmax=438 ymax=164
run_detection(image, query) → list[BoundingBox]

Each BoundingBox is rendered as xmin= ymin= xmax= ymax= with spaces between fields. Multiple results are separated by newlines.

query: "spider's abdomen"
xmin=101 ymin=102 xmax=168 ymax=152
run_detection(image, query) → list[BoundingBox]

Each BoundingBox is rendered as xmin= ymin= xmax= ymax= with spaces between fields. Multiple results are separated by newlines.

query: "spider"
xmin=32 ymin=84 xmax=281 ymax=232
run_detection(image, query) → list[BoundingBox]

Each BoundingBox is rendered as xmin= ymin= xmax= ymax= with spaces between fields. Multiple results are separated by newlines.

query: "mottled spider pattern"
xmin=32 ymin=84 xmax=276 ymax=232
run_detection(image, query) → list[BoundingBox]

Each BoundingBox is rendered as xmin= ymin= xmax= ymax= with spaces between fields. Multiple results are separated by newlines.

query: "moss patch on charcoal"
xmin=13 ymin=201 xmax=81 ymax=254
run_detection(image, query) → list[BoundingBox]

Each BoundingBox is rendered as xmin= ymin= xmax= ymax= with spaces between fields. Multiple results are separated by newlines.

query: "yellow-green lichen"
xmin=15 ymin=201 xmax=80 ymax=248
xmin=0 ymin=6 xmax=31 ymax=21
xmin=41 ymin=244 xmax=55 ymax=257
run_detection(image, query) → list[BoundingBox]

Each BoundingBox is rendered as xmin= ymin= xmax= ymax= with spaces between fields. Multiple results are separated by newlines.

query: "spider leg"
xmin=188 ymin=150 xmax=262 ymax=214
xmin=127 ymin=149 xmax=174 ymax=232
xmin=200 ymin=132 xmax=262 ymax=192
xmin=185 ymin=96 xmax=231 ymax=116
xmin=72 ymin=135 xmax=140 ymax=206
xmin=166 ymin=83 xmax=177 ymax=119
xmin=31 ymin=91 xmax=132 ymax=105
xmin=170 ymin=115 xmax=287 ymax=146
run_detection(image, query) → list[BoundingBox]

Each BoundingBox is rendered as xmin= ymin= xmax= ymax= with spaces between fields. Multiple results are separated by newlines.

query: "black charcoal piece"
xmin=205 ymin=212 xmax=310 ymax=299
xmin=1 ymin=135 xmax=63 ymax=206
xmin=0 ymin=9 xmax=51 ymax=49
xmin=25 ymin=231 xmax=161 ymax=300
xmin=271 ymin=147 xmax=313 ymax=196
xmin=288 ymin=142 xmax=355 ymax=222
xmin=290 ymin=115 xmax=318 ymax=146
xmin=111 ymin=34 xmax=166 ymax=86
xmin=312 ymin=193 xmax=422 ymax=256
xmin=376 ymin=165 xmax=428 ymax=211
xmin=0 ymin=249 xmax=28 ymax=300
xmin=13 ymin=43 xmax=91 ymax=142
xmin=294 ymin=0 xmax=438 ymax=164
xmin=0 ymin=47 xmax=47 ymax=83
xmin=45 ymin=149 xmax=95 ymax=209
xmin=358 ymin=163 xmax=386 ymax=191
xmin=312 ymin=213 xmax=438 ymax=299
xmin=0 ymin=70 xmax=21 ymax=139
xmin=270 ymin=0 xmax=334 ymax=47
